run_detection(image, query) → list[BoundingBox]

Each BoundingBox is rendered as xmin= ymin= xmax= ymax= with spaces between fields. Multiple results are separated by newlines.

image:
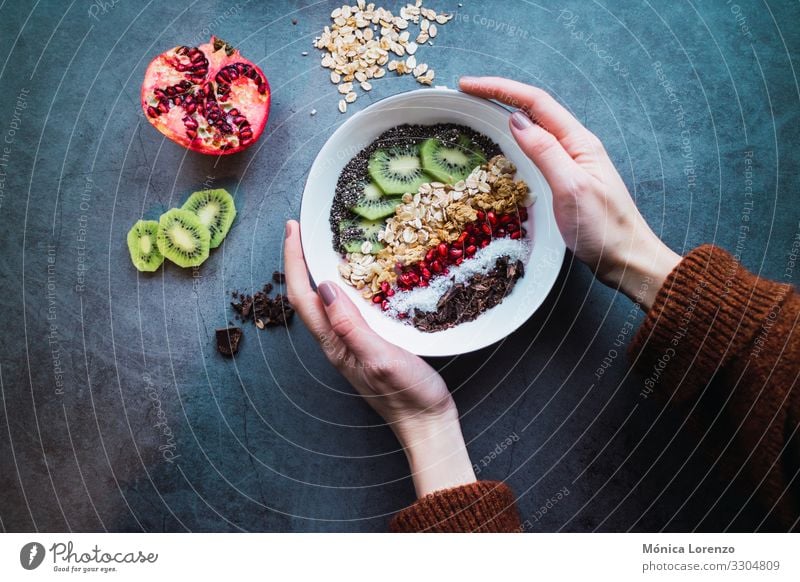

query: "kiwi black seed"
xmin=156 ymin=208 xmax=211 ymax=267
xmin=367 ymin=144 xmax=431 ymax=195
xmin=420 ymin=134 xmax=487 ymax=183
xmin=127 ymin=220 xmax=164 ymax=272
xmin=182 ymin=188 xmax=236 ymax=248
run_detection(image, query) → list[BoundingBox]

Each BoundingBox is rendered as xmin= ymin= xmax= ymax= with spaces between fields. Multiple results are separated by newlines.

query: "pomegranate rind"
xmin=141 ymin=37 xmax=270 ymax=156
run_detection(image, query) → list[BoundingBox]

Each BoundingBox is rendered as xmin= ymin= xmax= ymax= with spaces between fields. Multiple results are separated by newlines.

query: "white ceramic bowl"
xmin=300 ymin=88 xmax=565 ymax=357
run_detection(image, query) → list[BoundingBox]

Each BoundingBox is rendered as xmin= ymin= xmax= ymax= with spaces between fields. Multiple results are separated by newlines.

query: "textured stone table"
xmin=0 ymin=0 xmax=797 ymax=532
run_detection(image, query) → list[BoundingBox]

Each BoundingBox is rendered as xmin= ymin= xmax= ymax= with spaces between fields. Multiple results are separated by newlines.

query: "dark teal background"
xmin=0 ymin=0 xmax=797 ymax=531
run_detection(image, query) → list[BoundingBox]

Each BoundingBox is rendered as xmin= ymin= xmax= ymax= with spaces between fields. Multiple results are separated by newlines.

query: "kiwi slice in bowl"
xmin=347 ymin=180 xmax=401 ymax=221
xmin=127 ymin=220 xmax=164 ymax=272
xmin=182 ymin=188 xmax=236 ymax=248
xmin=338 ymin=216 xmax=385 ymax=254
xmin=367 ymin=144 xmax=431 ymax=195
xmin=156 ymin=208 xmax=211 ymax=267
xmin=420 ymin=134 xmax=486 ymax=183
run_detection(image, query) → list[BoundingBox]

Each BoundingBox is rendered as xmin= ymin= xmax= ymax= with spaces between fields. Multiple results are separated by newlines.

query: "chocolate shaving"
xmin=412 ymin=257 xmax=524 ymax=333
xmin=231 ymin=284 xmax=295 ymax=328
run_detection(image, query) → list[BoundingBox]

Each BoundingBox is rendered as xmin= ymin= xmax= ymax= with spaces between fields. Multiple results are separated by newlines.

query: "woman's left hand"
xmin=284 ymin=220 xmax=476 ymax=497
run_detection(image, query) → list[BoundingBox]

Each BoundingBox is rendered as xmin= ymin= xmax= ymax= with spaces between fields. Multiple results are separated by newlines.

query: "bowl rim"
xmin=299 ymin=87 xmax=565 ymax=357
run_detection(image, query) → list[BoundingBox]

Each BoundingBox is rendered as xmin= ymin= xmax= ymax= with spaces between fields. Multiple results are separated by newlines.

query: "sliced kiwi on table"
xmin=127 ymin=220 xmax=164 ymax=272
xmin=338 ymin=216 xmax=385 ymax=254
xmin=182 ymin=188 xmax=236 ymax=248
xmin=347 ymin=180 xmax=401 ymax=221
xmin=367 ymin=144 xmax=431 ymax=195
xmin=420 ymin=134 xmax=487 ymax=183
xmin=156 ymin=208 xmax=211 ymax=267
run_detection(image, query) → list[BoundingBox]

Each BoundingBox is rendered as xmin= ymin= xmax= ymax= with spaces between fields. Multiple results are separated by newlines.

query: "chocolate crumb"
xmin=230 ymin=285 xmax=295 ymax=328
xmin=216 ymin=327 xmax=242 ymax=357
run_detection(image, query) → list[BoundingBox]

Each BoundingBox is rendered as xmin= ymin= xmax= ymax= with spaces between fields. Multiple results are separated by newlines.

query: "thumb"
xmin=317 ymin=281 xmax=387 ymax=362
xmin=509 ymin=110 xmax=578 ymax=189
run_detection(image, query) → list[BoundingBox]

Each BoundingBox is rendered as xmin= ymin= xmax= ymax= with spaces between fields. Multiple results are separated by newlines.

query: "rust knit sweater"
xmin=390 ymin=245 xmax=800 ymax=532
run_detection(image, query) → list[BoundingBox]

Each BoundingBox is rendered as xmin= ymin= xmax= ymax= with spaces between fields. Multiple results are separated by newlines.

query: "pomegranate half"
xmin=141 ymin=37 xmax=270 ymax=155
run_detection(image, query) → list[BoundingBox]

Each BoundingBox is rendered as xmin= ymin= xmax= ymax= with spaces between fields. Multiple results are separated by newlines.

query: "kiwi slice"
xmin=338 ymin=217 xmax=385 ymax=254
xmin=348 ymin=180 xmax=401 ymax=221
xmin=156 ymin=208 xmax=210 ymax=267
xmin=367 ymin=144 xmax=431 ymax=195
xmin=127 ymin=220 xmax=164 ymax=272
xmin=182 ymin=188 xmax=236 ymax=248
xmin=420 ymin=134 xmax=486 ymax=183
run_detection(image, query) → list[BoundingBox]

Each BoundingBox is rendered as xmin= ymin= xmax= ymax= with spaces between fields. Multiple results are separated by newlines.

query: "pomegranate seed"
xmin=186 ymin=129 xmax=197 ymax=140
xmin=456 ymin=231 xmax=468 ymax=246
xmin=449 ymin=248 xmax=463 ymax=259
xmin=500 ymin=214 xmax=512 ymax=225
xmin=481 ymin=223 xmax=492 ymax=236
xmin=425 ymin=248 xmax=435 ymax=262
xmin=398 ymin=312 xmax=408 ymax=319
xmin=510 ymin=230 xmax=522 ymax=239
xmin=476 ymin=210 xmax=485 ymax=221
xmin=418 ymin=280 xmax=428 ymax=288
xmin=418 ymin=260 xmax=427 ymax=271
xmin=431 ymin=260 xmax=442 ymax=273
xmin=468 ymin=236 xmax=476 ymax=245
xmin=386 ymin=288 xmax=395 ymax=297
xmin=372 ymin=294 xmax=384 ymax=304
xmin=508 ymin=222 xmax=518 ymax=232
xmin=422 ymin=268 xmax=431 ymax=280
xmin=185 ymin=102 xmax=197 ymax=114
xmin=496 ymin=228 xmax=506 ymax=237
xmin=455 ymin=257 xmax=463 ymax=265
xmin=147 ymin=106 xmax=159 ymax=118
xmin=487 ymin=211 xmax=497 ymax=226
xmin=437 ymin=243 xmax=448 ymax=258
xmin=480 ymin=239 xmax=490 ymax=248
xmin=466 ymin=245 xmax=477 ymax=256
xmin=380 ymin=281 xmax=389 ymax=294
xmin=381 ymin=300 xmax=389 ymax=311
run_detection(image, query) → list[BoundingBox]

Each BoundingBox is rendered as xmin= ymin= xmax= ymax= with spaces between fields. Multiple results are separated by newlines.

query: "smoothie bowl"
xmin=300 ymin=88 xmax=565 ymax=356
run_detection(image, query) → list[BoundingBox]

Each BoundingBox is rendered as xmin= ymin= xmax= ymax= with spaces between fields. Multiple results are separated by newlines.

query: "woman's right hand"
xmin=460 ymin=76 xmax=681 ymax=309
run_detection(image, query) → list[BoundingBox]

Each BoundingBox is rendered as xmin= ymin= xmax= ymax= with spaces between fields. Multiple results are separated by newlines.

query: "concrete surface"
xmin=0 ymin=0 xmax=797 ymax=532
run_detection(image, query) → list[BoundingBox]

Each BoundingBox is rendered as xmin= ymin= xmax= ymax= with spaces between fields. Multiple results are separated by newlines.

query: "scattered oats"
xmin=428 ymin=23 xmax=438 ymax=37
xmin=406 ymin=41 xmax=418 ymax=55
xmin=330 ymin=71 xmax=341 ymax=83
xmin=360 ymin=81 xmax=372 ymax=91
xmin=338 ymin=99 xmax=347 ymax=113
xmin=416 ymin=32 xmax=430 ymax=44
xmin=310 ymin=108 xmax=317 ymax=116
xmin=435 ymin=14 xmax=450 ymax=24
xmin=345 ymin=91 xmax=358 ymax=103
xmin=355 ymin=70 xmax=367 ymax=82
xmin=406 ymin=55 xmax=417 ymax=69
xmin=338 ymin=82 xmax=353 ymax=94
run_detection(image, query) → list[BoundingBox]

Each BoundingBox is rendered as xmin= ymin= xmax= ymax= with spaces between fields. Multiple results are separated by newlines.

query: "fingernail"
xmin=511 ymin=110 xmax=533 ymax=130
xmin=318 ymin=282 xmax=337 ymax=306
xmin=285 ymin=221 xmax=292 ymax=238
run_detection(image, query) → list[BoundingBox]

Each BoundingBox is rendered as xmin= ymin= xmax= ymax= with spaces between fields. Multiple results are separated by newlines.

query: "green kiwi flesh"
xmin=348 ymin=180 xmax=401 ymax=221
xmin=367 ymin=144 xmax=431 ymax=195
xmin=156 ymin=208 xmax=211 ymax=267
xmin=127 ymin=220 xmax=164 ymax=272
xmin=338 ymin=216 xmax=385 ymax=254
xmin=420 ymin=134 xmax=486 ymax=183
xmin=181 ymin=188 xmax=236 ymax=248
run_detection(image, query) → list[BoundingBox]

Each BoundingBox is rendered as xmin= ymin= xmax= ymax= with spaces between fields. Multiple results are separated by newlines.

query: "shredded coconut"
xmin=387 ymin=238 xmax=530 ymax=316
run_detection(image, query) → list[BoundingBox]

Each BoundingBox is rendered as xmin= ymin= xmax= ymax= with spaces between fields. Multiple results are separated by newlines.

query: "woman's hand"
xmin=460 ymin=76 xmax=681 ymax=309
xmin=284 ymin=220 xmax=476 ymax=497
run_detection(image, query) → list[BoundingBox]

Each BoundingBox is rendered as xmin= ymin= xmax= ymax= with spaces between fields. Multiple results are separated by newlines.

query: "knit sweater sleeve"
xmin=629 ymin=244 xmax=800 ymax=528
xmin=390 ymin=481 xmax=521 ymax=532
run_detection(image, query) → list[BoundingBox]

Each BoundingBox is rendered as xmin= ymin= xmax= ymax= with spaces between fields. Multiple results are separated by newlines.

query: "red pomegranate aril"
xmin=422 ymin=268 xmax=432 ymax=280
xmin=466 ymin=245 xmax=477 ymax=256
xmin=381 ymin=300 xmax=389 ymax=311
xmin=476 ymin=210 xmax=485 ymax=221
xmin=425 ymin=248 xmax=435 ymax=263
xmin=380 ymin=281 xmax=389 ymax=294
xmin=480 ymin=239 xmax=490 ymax=248
xmin=456 ymin=231 xmax=468 ymax=246
xmin=455 ymin=257 xmax=463 ymax=265
xmin=398 ymin=312 xmax=408 ymax=319
xmin=500 ymin=214 xmax=512 ymax=225
xmin=510 ymin=230 xmax=521 ymax=240
xmin=418 ymin=280 xmax=428 ymax=288
xmin=496 ymin=228 xmax=506 ymax=237
xmin=508 ymin=222 xmax=518 ymax=232
xmin=431 ymin=260 xmax=442 ymax=273
xmin=468 ymin=236 xmax=476 ymax=245
xmin=449 ymin=248 xmax=463 ymax=259
xmin=186 ymin=129 xmax=197 ymax=140
xmin=481 ymin=223 xmax=492 ymax=236
xmin=487 ymin=211 xmax=497 ymax=226
xmin=437 ymin=242 xmax=448 ymax=258
xmin=147 ymin=106 xmax=159 ymax=118
xmin=372 ymin=294 xmax=384 ymax=304
xmin=386 ymin=288 xmax=395 ymax=297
